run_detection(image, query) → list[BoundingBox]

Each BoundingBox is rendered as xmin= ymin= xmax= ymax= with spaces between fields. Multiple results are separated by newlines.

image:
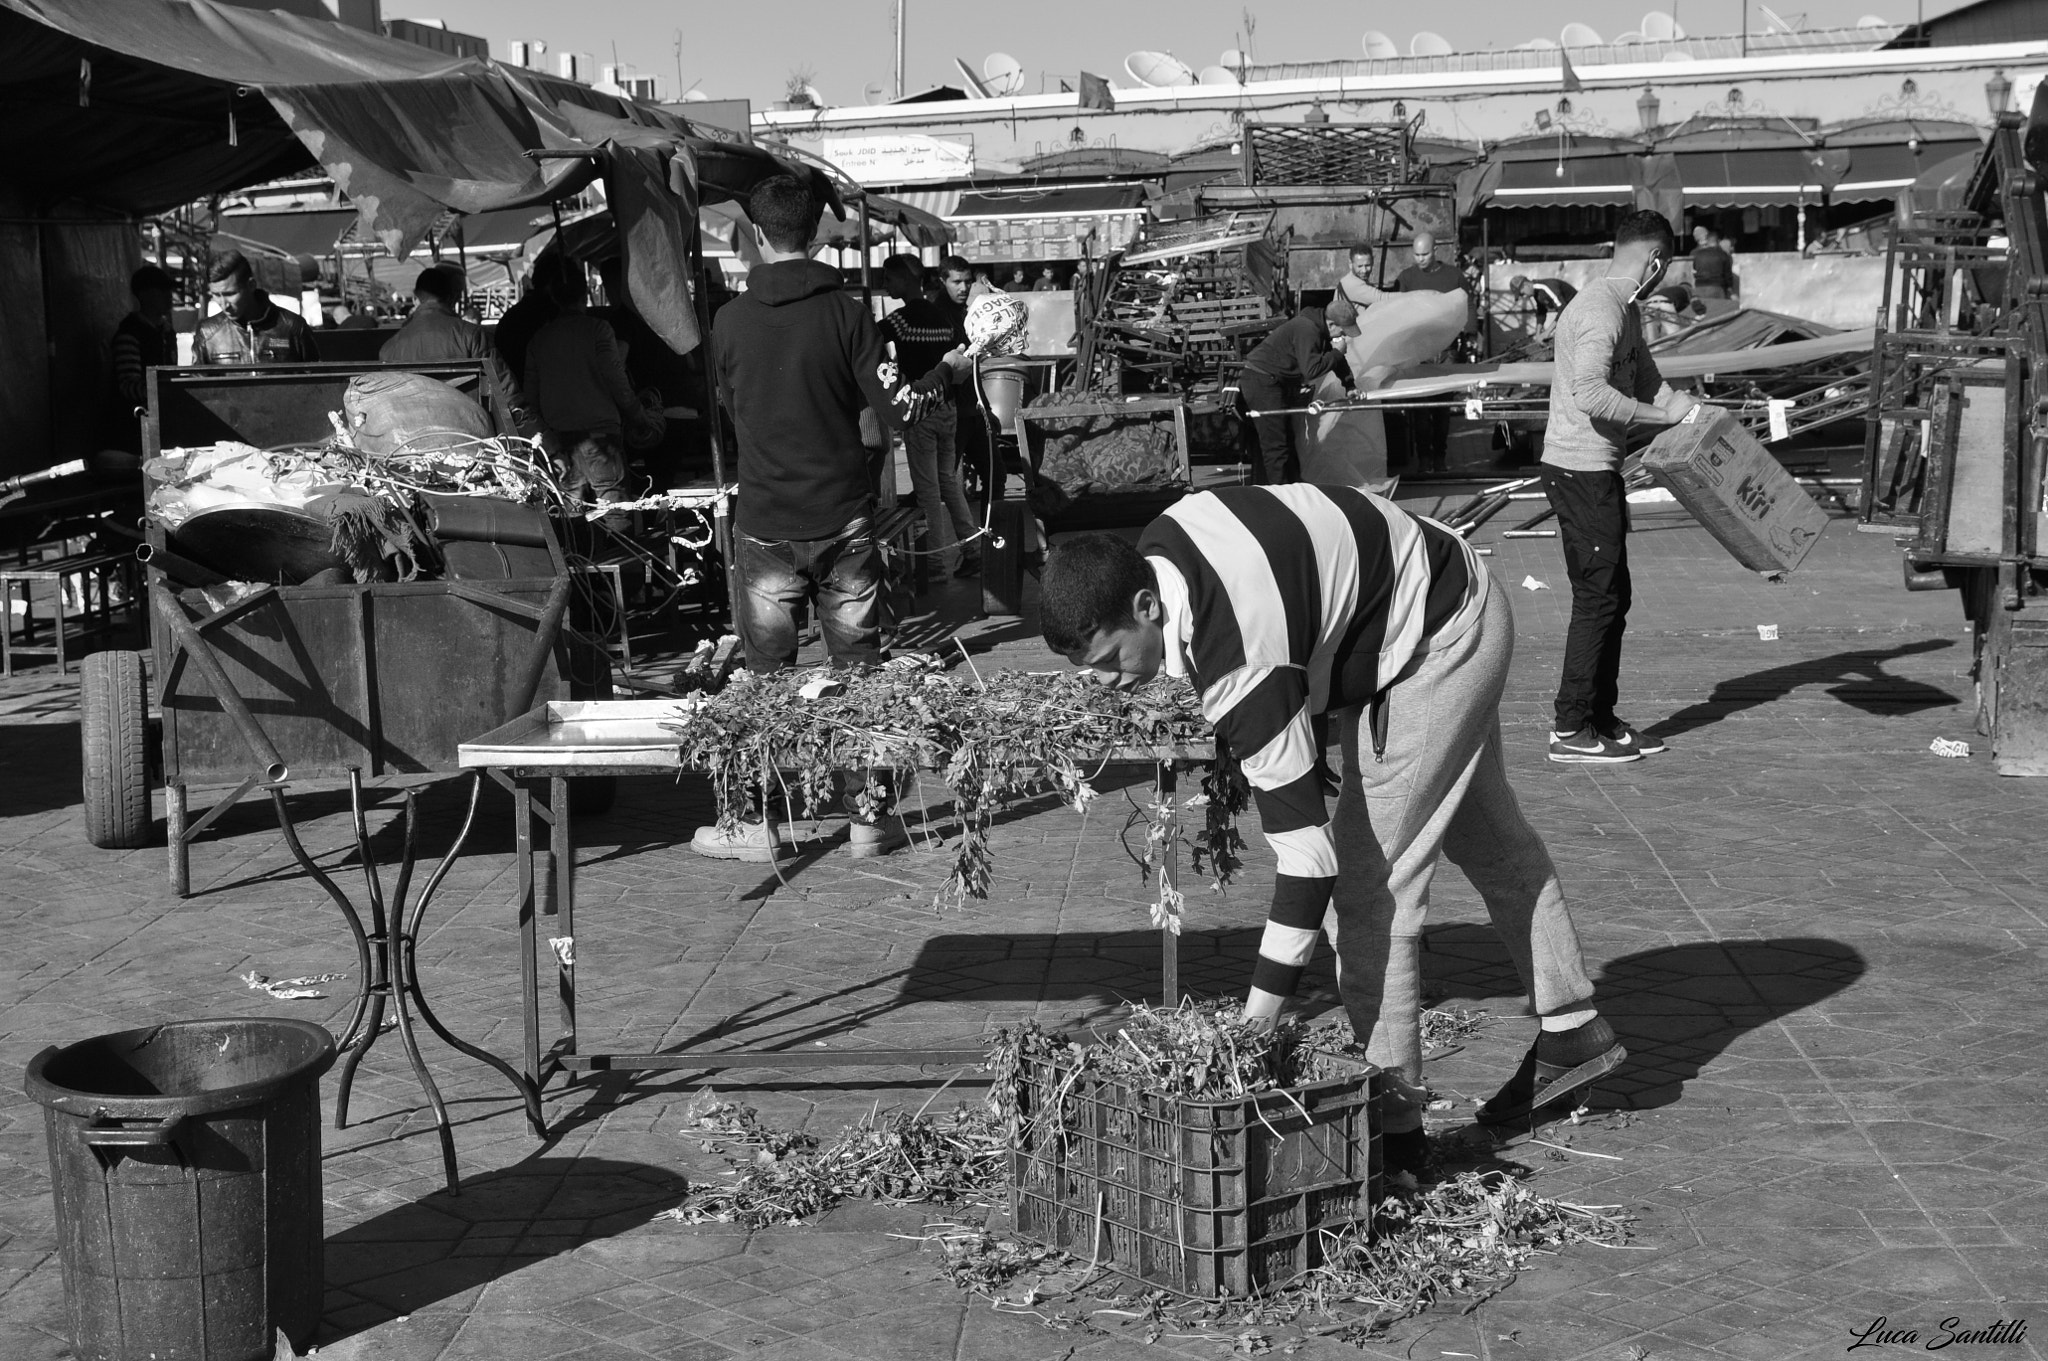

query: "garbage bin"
xmin=24 ymin=1018 xmax=337 ymax=1361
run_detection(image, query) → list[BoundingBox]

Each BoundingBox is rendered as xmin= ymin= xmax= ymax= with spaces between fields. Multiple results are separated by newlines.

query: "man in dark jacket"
xmin=104 ymin=264 xmax=178 ymax=459
xmin=192 ymin=250 xmax=316 ymax=366
xmin=1390 ymin=231 xmax=1467 ymax=473
xmin=492 ymin=258 xmax=563 ymax=408
xmin=1236 ymin=296 xmax=1357 ymax=485
xmin=380 ymin=265 xmax=489 ymax=363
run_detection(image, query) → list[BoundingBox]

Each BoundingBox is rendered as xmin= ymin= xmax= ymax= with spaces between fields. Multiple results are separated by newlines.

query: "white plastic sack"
xmin=1294 ymin=292 xmax=1469 ymax=489
xmin=145 ymin=442 xmax=356 ymax=531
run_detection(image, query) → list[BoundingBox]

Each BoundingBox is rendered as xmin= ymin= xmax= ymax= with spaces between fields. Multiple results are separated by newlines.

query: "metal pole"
xmin=858 ymin=195 xmax=873 ymax=308
xmin=690 ymin=226 xmax=740 ymax=631
xmin=894 ymin=0 xmax=905 ymax=100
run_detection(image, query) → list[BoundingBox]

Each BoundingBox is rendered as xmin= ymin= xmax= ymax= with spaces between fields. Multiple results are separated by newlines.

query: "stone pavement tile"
xmin=436 ymin=1313 xmax=606 ymax=1361
xmin=316 ymin=1311 xmax=468 ymax=1360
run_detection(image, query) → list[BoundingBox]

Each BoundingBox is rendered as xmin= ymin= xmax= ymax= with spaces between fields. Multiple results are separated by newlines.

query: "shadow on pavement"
xmin=1646 ymin=637 xmax=1956 ymax=739
xmin=320 ymin=1155 xmax=683 ymax=1344
xmin=1423 ymin=927 xmax=1867 ymax=1110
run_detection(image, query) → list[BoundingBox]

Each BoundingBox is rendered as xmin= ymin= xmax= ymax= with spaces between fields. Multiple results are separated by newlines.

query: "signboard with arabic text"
xmin=822 ymin=133 xmax=974 ymax=183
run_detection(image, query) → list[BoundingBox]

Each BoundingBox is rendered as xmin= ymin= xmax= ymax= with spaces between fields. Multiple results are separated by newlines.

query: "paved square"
xmin=2 ymin=511 xmax=2043 ymax=1359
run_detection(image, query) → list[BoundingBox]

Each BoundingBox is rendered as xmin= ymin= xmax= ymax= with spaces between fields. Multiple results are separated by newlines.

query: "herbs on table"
xmin=664 ymin=665 xmax=1241 ymax=909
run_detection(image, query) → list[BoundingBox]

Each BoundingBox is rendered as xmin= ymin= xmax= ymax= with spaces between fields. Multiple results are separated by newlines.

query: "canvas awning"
xmin=1 ymin=0 xmax=850 ymax=355
xmin=1490 ymin=155 xmax=1639 ymax=209
xmin=952 ymin=185 xmax=1147 ymax=218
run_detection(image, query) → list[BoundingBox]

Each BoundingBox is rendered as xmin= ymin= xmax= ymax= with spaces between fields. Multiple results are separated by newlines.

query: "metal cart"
xmin=76 ymin=359 xmax=607 ymax=1189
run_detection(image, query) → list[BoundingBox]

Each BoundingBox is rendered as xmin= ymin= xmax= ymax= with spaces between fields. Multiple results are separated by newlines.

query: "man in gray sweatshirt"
xmin=1541 ymin=210 xmax=1698 ymax=764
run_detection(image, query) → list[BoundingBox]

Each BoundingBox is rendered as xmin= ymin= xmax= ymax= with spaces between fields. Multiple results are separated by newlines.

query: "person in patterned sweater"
xmin=879 ymin=254 xmax=977 ymax=578
xmin=1039 ymin=486 xmax=1625 ymax=1177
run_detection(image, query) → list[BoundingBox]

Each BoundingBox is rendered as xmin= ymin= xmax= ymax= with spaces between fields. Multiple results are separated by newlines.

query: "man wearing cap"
xmin=1236 ymin=297 xmax=1358 ymax=486
xmin=1508 ymin=274 xmax=1578 ymax=343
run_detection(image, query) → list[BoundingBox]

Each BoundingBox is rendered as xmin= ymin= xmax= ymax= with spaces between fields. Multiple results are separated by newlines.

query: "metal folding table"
xmin=453 ymin=699 xmax=1214 ymax=1131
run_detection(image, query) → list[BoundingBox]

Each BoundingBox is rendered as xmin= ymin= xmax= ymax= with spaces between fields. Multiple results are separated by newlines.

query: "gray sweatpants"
xmin=1324 ymin=575 xmax=1597 ymax=1111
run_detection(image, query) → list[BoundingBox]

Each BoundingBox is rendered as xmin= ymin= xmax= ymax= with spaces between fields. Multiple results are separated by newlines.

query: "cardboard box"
xmin=1639 ymin=406 xmax=1829 ymax=575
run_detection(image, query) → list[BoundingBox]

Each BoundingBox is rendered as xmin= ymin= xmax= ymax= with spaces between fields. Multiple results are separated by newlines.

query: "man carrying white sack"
xmin=1039 ymin=488 xmax=1626 ymax=1180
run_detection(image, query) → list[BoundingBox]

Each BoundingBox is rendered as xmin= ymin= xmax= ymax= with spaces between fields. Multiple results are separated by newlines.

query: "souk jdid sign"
xmin=821 ymin=133 xmax=975 ymax=182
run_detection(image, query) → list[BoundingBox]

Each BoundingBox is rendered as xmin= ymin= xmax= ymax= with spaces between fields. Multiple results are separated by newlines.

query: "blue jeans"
xmin=901 ymin=403 xmax=977 ymax=567
xmin=735 ymin=521 xmax=882 ymax=671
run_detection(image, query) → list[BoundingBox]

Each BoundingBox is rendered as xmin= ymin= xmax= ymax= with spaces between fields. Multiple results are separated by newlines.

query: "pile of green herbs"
xmin=661 ymin=1001 xmax=1635 ymax=1345
xmin=665 ymin=665 xmax=1246 ymax=909
xmin=662 ymin=1095 xmax=1006 ymax=1229
xmin=925 ymin=1168 xmax=1634 ymax=1346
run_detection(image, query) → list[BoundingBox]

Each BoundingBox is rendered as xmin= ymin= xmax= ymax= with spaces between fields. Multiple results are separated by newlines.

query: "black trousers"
xmin=1542 ymin=465 xmax=1632 ymax=734
xmin=1237 ymin=370 xmax=1300 ymax=484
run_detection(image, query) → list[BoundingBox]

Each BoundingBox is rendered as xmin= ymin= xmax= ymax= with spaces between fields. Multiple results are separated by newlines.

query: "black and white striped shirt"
xmin=1139 ymin=485 xmax=1486 ymax=1016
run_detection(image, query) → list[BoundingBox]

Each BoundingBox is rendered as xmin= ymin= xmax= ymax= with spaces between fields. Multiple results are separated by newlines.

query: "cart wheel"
xmin=81 ymin=649 xmax=151 ymax=849
xmin=568 ymin=777 xmax=617 ymax=817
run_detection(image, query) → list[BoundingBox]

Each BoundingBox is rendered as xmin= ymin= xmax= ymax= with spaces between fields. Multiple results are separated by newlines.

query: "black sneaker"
xmin=1548 ymin=726 xmax=1642 ymax=764
xmin=1476 ymin=1016 xmax=1626 ymax=1126
xmin=1599 ymin=720 xmax=1666 ymax=756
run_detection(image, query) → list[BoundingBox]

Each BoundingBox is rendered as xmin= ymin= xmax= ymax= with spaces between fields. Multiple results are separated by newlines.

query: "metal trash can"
xmin=24 ymin=1018 xmax=337 ymax=1361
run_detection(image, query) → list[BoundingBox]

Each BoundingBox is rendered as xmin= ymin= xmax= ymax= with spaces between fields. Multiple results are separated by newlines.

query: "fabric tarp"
xmin=216 ymin=209 xmax=358 ymax=259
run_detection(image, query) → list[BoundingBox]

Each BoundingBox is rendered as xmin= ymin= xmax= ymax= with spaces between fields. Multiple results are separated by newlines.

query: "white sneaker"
xmin=690 ymin=821 xmax=792 ymax=861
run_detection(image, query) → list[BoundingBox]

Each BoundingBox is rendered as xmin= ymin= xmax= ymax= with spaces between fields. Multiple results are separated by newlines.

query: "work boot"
xmin=848 ymin=814 xmax=909 ymax=857
xmin=841 ymin=776 xmax=907 ymax=858
xmin=1476 ymin=1015 xmax=1625 ymax=1126
xmin=690 ymin=820 xmax=792 ymax=862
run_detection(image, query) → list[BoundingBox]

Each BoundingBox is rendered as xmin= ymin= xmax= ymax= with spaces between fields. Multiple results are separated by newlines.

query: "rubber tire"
xmin=81 ymin=650 xmax=151 ymax=849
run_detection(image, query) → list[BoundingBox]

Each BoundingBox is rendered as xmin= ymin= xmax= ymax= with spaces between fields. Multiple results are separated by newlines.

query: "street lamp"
xmin=1637 ymin=86 xmax=1660 ymax=132
xmin=1985 ymin=70 xmax=2013 ymax=116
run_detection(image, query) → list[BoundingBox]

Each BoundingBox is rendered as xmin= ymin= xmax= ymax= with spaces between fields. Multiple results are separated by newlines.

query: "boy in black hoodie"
xmin=712 ymin=175 xmax=951 ymax=672
xmin=697 ymin=177 xmax=951 ymax=862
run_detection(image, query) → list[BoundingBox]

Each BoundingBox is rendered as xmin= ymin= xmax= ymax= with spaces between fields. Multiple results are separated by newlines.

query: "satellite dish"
xmin=1362 ymin=30 xmax=1400 ymax=59
xmin=1560 ymin=22 xmax=1604 ymax=46
xmin=1410 ymin=31 xmax=1453 ymax=57
xmin=1759 ymin=4 xmax=1796 ymax=32
xmin=953 ymin=58 xmax=993 ymax=97
xmin=1640 ymin=10 xmax=1675 ymax=40
xmin=863 ymin=82 xmax=887 ymax=105
xmin=1220 ymin=48 xmax=1247 ymax=69
xmin=1517 ymin=37 xmax=1559 ymax=49
xmin=982 ymin=52 xmax=1026 ymax=96
xmin=1197 ymin=65 xmax=1237 ymax=85
xmin=1615 ymin=30 xmax=1644 ymax=44
xmin=1857 ymin=14 xmax=1892 ymax=28
xmin=683 ymin=89 xmax=709 ymax=102
xmin=801 ymin=83 xmax=827 ymax=107
xmin=1124 ymin=51 xmax=1195 ymax=87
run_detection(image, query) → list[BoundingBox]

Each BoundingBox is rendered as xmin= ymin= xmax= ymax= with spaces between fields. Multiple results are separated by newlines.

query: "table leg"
xmin=513 ymin=782 xmax=542 ymax=1099
xmin=1157 ymin=761 xmax=1179 ymax=1006
xmin=549 ymin=774 xmax=577 ymax=1066
xmin=399 ymin=774 xmax=549 ymax=1141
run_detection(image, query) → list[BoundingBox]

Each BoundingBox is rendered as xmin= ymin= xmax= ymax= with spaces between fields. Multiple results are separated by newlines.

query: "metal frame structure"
xmin=1857 ymin=109 xmax=2048 ymax=773
xmin=453 ymin=702 xmax=1210 ymax=1133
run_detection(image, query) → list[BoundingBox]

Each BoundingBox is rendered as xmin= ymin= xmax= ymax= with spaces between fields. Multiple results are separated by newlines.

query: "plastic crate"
xmin=1010 ymin=1054 xmax=1379 ymax=1297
